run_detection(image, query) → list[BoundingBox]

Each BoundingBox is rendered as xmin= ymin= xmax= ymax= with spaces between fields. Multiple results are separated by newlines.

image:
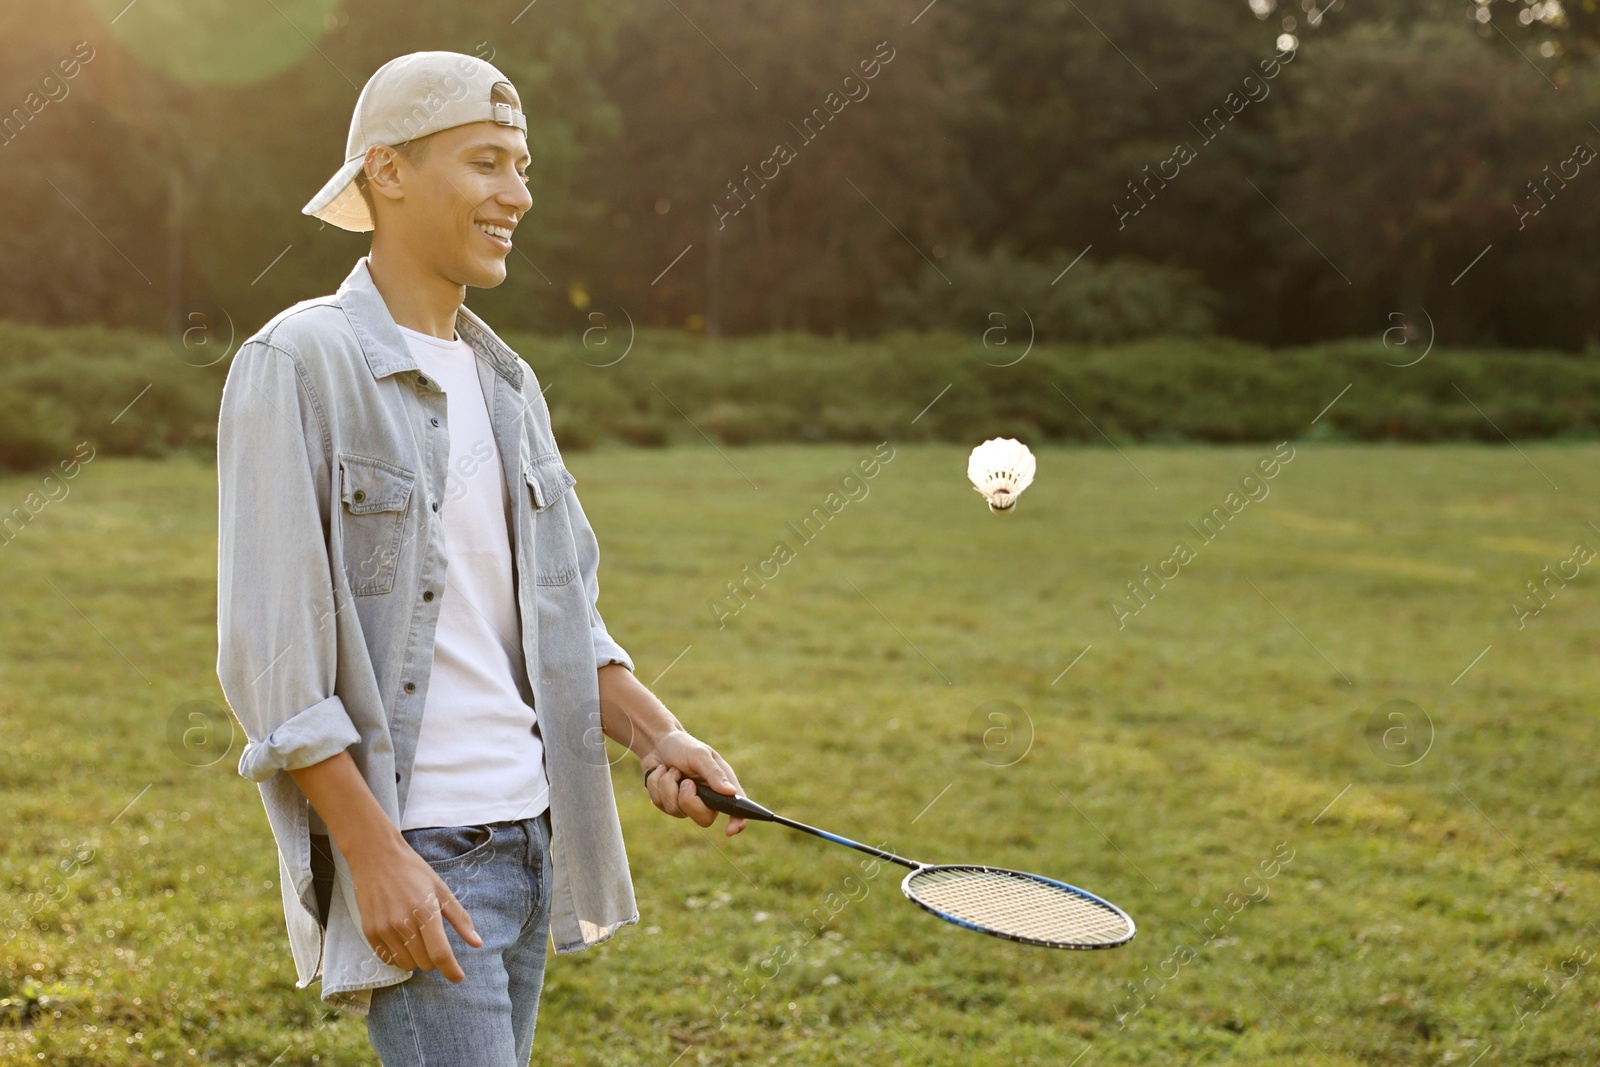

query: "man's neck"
xmin=366 ymin=240 xmax=465 ymax=341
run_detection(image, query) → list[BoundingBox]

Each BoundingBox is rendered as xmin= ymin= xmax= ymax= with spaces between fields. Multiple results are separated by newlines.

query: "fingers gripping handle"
xmin=643 ymin=766 xmax=777 ymax=822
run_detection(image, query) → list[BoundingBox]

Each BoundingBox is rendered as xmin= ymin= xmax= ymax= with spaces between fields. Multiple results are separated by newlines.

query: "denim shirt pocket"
xmin=337 ymin=453 xmax=415 ymax=596
xmin=525 ymin=459 xmax=578 ymax=587
xmin=525 ymin=455 xmax=575 ymax=511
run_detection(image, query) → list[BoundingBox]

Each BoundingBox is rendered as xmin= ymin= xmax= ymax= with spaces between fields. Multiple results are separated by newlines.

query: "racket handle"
xmin=693 ymin=781 xmax=777 ymax=822
xmin=642 ymin=766 xmax=777 ymax=821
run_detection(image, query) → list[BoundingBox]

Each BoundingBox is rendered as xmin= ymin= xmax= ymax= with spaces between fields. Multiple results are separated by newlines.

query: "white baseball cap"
xmin=302 ymin=50 xmax=528 ymax=233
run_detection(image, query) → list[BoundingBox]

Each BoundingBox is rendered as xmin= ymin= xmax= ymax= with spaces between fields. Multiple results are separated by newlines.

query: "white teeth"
xmin=476 ymin=223 xmax=513 ymax=241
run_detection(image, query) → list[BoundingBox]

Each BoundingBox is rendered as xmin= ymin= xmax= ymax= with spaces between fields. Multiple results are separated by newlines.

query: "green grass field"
xmin=1 ymin=442 xmax=1597 ymax=1065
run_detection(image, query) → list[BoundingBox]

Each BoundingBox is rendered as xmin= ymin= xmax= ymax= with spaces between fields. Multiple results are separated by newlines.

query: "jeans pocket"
xmin=402 ymin=823 xmax=497 ymax=872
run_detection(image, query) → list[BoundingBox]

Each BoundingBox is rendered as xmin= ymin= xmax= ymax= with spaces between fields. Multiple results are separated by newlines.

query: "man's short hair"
xmin=353 ymin=80 xmax=522 ymax=224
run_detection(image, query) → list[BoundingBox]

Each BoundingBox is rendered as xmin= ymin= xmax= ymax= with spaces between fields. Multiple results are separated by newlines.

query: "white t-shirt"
xmin=396 ymin=322 xmax=549 ymax=830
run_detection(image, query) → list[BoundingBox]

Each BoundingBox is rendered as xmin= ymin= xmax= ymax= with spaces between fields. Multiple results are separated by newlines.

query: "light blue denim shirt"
xmin=216 ymin=256 xmax=638 ymax=1015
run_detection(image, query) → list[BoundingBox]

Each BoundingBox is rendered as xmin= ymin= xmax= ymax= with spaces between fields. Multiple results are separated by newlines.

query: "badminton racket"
xmin=646 ymin=768 xmax=1136 ymax=950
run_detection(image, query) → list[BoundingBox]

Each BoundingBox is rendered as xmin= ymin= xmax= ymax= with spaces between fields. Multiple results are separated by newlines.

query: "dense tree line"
xmin=0 ymin=0 xmax=1595 ymax=348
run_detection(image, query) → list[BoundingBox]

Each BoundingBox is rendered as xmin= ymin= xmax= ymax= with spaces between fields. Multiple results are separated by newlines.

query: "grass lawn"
xmin=0 ymin=442 xmax=1596 ymax=1066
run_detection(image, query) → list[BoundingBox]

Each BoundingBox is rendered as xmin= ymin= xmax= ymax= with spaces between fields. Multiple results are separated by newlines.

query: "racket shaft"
xmin=689 ymin=782 xmax=920 ymax=869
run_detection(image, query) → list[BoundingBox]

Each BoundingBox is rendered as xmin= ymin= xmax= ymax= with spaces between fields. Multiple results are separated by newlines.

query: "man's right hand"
xmin=347 ymin=838 xmax=483 ymax=981
xmin=287 ymin=751 xmax=483 ymax=982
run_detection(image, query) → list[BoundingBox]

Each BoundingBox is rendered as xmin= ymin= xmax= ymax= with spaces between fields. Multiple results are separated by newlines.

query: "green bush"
xmin=522 ymin=330 xmax=1600 ymax=450
xmin=880 ymin=245 xmax=1219 ymax=345
xmin=2 ymin=319 xmax=1599 ymax=473
xmin=0 ymin=321 xmax=227 ymax=472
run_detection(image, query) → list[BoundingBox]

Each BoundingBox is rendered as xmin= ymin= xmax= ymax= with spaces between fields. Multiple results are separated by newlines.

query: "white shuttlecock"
xmin=966 ymin=437 xmax=1036 ymax=513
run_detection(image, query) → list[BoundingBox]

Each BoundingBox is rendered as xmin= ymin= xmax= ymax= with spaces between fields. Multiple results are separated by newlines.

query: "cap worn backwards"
xmin=302 ymin=51 xmax=527 ymax=233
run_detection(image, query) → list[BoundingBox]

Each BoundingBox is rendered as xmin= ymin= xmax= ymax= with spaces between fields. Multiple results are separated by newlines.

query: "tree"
xmin=1275 ymin=18 xmax=1590 ymax=343
xmin=566 ymin=0 xmax=977 ymax=335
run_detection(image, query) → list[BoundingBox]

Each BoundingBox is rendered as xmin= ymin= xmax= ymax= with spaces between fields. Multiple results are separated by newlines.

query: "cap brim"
xmin=302 ymin=155 xmax=373 ymax=232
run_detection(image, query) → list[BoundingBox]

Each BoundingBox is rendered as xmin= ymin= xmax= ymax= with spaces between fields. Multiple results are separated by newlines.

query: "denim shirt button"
xmin=430 ymin=417 xmax=440 ymax=427
xmin=404 ymin=682 xmax=416 ymax=692
xmin=431 ymin=501 xmax=439 ymax=512
xmin=422 ymin=590 xmax=434 ymax=602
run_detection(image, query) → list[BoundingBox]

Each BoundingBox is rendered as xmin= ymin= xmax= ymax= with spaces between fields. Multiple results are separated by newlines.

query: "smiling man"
xmin=215 ymin=51 xmax=745 ymax=1065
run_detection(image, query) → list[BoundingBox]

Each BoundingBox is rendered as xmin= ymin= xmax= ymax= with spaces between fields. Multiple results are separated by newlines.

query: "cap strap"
xmin=489 ymin=101 xmax=527 ymax=131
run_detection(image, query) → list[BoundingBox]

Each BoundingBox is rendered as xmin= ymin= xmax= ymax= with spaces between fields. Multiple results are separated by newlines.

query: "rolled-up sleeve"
xmin=217 ymin=338 xmax=361 ymax=784
xmin=563 ymin=483 xmax=635 ymax=673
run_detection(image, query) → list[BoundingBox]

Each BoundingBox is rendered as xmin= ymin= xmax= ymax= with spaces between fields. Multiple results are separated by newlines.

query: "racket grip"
xmin=693 ymin=781 xmax=776 ymax=822
xmin=642 ymin=766 xmax=776 ymax=821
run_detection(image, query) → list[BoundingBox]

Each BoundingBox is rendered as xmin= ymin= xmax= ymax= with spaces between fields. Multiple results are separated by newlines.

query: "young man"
xmin=215 ymin=51 xmax=746 ymax=1065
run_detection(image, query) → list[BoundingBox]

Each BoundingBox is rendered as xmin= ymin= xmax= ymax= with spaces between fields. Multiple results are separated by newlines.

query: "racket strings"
xmin=905 ymin=866 xmax=1133 ymax=947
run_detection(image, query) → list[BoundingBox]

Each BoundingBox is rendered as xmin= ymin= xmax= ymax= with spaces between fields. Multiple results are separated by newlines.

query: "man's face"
xmin=378 ymin=120 xmax=533 ymax=288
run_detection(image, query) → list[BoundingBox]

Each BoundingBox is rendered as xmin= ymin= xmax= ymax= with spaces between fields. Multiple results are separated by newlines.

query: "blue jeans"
xmin=364 ymin=810 xmax=554 ymax=1066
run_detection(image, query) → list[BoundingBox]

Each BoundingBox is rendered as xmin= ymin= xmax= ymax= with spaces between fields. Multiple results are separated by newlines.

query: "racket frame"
xmin=900 ymin=864 xmax=1137 ymax=950
xmin=653 ymin=771 xmax=1137 ymax=950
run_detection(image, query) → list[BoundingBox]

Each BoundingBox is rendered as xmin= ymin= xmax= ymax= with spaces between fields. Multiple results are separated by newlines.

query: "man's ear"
xmin=364 ymin=144 xmax=406 ymax=207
